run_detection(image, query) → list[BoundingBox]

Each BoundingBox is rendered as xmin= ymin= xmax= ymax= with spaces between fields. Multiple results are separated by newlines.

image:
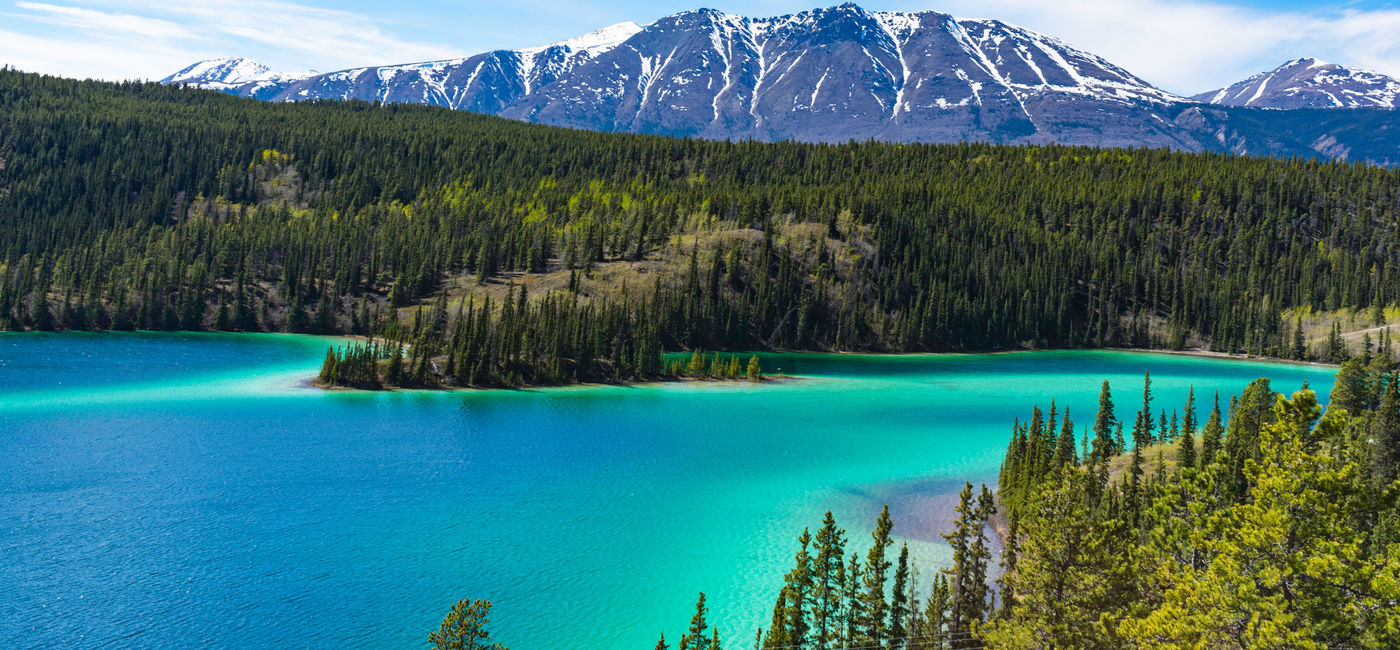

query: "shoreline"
xmin=699 ymin=343 xmax=1344 ymax=369
xmin=307 ymin=373 xmax=796 ymax=393
xmin=1108 ymin=346 xmax=1341 ymax=369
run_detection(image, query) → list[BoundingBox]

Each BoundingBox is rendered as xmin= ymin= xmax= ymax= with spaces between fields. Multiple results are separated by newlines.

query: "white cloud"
xmin=16 ymin=1 xmax=190 ymax=40
xmin=0 ymin=0 xmax=466 ymax=80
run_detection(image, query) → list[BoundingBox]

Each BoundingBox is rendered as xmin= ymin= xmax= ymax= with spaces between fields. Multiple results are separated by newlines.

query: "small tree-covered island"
xmin=4 ymin=69 xmax=1400 ymax=648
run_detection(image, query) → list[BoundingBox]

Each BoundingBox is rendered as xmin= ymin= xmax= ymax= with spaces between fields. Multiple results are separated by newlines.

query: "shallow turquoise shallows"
xmin=0 ymin=332 xmax=1337 ymax=649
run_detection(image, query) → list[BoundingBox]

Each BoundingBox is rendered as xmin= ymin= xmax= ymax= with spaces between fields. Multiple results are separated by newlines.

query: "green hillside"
xmin=4 ymin=70 xmax=1400 ymax=386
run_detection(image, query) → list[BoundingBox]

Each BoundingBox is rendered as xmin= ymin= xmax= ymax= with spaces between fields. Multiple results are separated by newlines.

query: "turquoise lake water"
xmin=0 ymin=332 xmax=1338 ymax=649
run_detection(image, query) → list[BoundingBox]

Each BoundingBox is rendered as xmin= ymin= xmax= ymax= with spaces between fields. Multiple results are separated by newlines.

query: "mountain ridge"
xmin=1193 ymin=57 xmax=1400 ymax=109
xmin=162 ymin=3 xmax=1400 ymax=163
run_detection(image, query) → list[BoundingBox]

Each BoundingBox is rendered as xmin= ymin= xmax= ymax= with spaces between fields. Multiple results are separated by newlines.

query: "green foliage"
xmin=982 ymin=467 xmax=1136 ymax=649
xmin=429 ymin=598 xmax=507 ymax=650
xmin=318 ymin=342 xmax=386 ymax=389
xmin=7 ymin=71 xmax=1400 ymax=388
xmin=992 ymin=370 xmax=1400 ymax=649
xmin=943 ymin=484 xmax=995 ymax=648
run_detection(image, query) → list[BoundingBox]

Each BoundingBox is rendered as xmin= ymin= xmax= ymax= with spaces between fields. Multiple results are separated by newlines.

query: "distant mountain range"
xmin=1193 ymin=58 xmax=1400 ymax=109
xmin=163 ymin=3 xmax=1400 ymax=165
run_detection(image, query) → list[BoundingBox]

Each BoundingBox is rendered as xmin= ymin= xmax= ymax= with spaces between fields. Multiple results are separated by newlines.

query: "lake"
xmin=0 ymin=332 xmax=1337 ymax=649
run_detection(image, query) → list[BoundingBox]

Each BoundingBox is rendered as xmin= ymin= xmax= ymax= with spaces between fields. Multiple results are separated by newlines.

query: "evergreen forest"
xmin=619 ymin=344 xmax=1400 ymax=649
xmin=6 ymin=70 xmax=1400 ymax=386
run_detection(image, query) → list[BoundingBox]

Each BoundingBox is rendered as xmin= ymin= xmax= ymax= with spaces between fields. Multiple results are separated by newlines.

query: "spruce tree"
xmin=1050 ymin=409 xmax=1077 ymax=469
xmin=843 ymin=552 xmax=864 ymax=647
xmin=1200 ymin=393 xmax=1224 ymax=465
xmin=889 ymin=544 xmax=911 ymax=649
xmin=811 ymin=511 xmax=846 ymax=650
xmin=1182 ymin=386 xmax=1198 ymax=440
xmin=944 ymin=483 xmax=994 ymax=649
xmin=1178 ymin=425 xmax=1197 ymax=471
xmin=1091 ymin=380 xmax=1117 ymax=462
xmin=318 ymin=346 xmax=339 ymax=386
xmin=1370 ymin=371 xmax=1400 ymax=488
xmin=1134 ymin=371 xmax=1154 ymax=448
xmin=683 ymin=593 xmax=710 ymax=650
xmin=782 ymin=528 xmax=813 ymax=648
xmin=761 ymin=588 xmax=789 ymax=649
xmin=917 ymin=574 xmax=951 ymax=650
xmin=385 ymin=343 xmax=406 ymax=386
xmin=428 ymin=598 xmax=507 ymax=650
xmin=861 ymin=505 xmax=894 ymax=645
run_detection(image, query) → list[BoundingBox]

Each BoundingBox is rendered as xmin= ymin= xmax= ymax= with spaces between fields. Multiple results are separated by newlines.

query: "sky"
xmin=4 ymin=0 xmax=1400 ymax=94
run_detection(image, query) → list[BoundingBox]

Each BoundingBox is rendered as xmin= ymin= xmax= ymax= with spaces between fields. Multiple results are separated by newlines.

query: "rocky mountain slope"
xmin=1193 ymin=57 xmax=1400 ymax=109
xmin=163 ymin=4 xmax=1400 ymax=163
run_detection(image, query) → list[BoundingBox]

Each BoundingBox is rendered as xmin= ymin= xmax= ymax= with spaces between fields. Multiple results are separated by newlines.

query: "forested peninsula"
xmin=4 ymin=69 xmax=1400 ymax=388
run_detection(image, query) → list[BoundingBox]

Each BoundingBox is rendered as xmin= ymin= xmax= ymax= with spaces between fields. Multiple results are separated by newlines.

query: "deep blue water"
xmin=0 ymin=333 xmax=1337 ymax=649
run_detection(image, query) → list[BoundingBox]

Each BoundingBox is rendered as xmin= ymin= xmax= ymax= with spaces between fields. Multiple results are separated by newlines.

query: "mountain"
xmin=163 ymin=4 xmax=1400 ymax=163
xmin=1193 ymin=58 xmax=1400 ymax=109
xmin=167 ymin=22 xmax=641 ymax=112
xmin=161 ymin=57 xmax=317 ymax=100
xmin=498 ymin=6 xmax=1199 ymax=146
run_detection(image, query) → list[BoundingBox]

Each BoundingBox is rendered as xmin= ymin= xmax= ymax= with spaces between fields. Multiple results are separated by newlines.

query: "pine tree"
xmin=1293 ymin=315 xmax=1308 ymax=359
xmin=1050 ymin=409 xmax=1077 ymax=469
xmin=761 ymin=588 xmax=790 ymax=649
xmin=1182 ymin=386 xmax=1198 ymax=440
xmin=944 ymin=483 xmax=994 ymax=649
xmin=982 ymin=467 xmax=1134 ymax=650
xmin=861 ymin=505 xmax=894 ymax=645
xmin=1200 ymin=393 xmax=1224 ymax=465
xmin=889 ymin=544 xmax=911 ymax=649
xmin=782 ymin=528 xmax=814 ymax=648
xmin=1091 ymin=380 xmax=1117 ymax=462
xmin=914 ymin=574 xmax=951 ymax=650
xmin=1126 ymin=442 xmax=1145 ymax=528
xmin=1134 ymin=371 xmax=1154 ymax=448
xmin=843 ymin=552 xmax=864 ymax=647
xmin=747 ymin=355 xmax=763 ymax=381
xmin=428 ymin=598 xmax=508 ymax=650
xmin=385 ymin=343 xmax=406 ymax=386
xmin=318 ymin=346 xmax=339 ymax=386
xmin=1178 ymin=425 xmax=1197 ymax=471
xmin=811 ymin=511 xmax=846 ymax=650
xmin=1330 ymin=357 xmax=1371 ymax=414
xmin=1370 ymin=370 xmax=1400 ymax=488
xmin=683 ymin=593 xmax=710 ymax=650
xmin=1329 ymin=321 xmax=1348 ymax=362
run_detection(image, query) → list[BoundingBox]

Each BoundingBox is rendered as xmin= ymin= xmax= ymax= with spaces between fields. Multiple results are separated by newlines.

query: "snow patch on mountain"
xmin=1194 ymin=57 xmax=1400 ymax=109
xmin=521 ymin=21 xmax=643 ymax=57
xmin=161 ymin=57 xmax=315 ymax=89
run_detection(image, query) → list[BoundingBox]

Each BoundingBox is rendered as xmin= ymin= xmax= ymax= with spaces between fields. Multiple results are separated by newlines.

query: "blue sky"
xmin=4 ymin=0 xmax=1400 ymax=94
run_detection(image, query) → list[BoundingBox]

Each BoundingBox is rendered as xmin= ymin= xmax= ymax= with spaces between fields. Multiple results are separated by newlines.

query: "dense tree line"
xmin=640 ymin=353 xmax=1400 ymax=649
xmin=989 ymin=345 xmax=1400 ymax=648
xmin=8 ymin=70 xmax=1400 ymax=385
xmin=652 ymin=498 xmax=996 ymax=650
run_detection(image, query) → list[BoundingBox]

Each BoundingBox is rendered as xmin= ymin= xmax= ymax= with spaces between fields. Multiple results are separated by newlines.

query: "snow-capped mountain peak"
xmin=1193 ymin=57 xmax=1400 ymax=109
xmin=161 ymin=57 xmax=316 ymax=91
xmin=164 ymin=4 xmax=1198 ymax=144
xmin=162 ymin=57 xmax=271 ymax=85
xmin=159 ymin=3 xmax=1394 ymax=160
xmin=522 ymin=21 xmax=643 ymax=57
